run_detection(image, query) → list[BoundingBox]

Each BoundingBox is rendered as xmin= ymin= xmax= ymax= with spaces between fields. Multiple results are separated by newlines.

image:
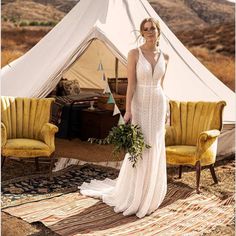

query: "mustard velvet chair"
xmin=1 ymin=96 xmax=58 ymax=176
xmin=165 ymin=100 xmax=226 ymax=193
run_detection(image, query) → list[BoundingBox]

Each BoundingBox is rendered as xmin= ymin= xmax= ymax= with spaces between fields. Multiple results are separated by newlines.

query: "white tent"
xmin=1 ymin=0 xmax=235 ymax=158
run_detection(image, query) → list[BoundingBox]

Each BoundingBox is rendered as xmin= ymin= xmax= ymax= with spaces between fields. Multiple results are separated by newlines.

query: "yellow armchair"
xmin=165 ymin=100 xmax=226 ymax=193
xmin=1 ymin=96 xmax=58 ymax=176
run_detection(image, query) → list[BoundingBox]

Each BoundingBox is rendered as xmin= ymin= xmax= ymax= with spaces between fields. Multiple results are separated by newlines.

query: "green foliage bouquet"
xmin=88 ymin=123 xmax=151 ymax=167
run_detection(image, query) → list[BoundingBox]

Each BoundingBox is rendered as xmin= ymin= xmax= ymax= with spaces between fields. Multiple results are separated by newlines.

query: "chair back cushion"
xmin=1 ymin=96 xmax=54 ymax=140
xmin=169 ymin=100 xmax=226 ymax=145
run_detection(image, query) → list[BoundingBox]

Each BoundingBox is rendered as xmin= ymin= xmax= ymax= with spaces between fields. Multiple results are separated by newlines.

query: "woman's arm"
xmin=124 ymin=49 xmax=137 ymax=123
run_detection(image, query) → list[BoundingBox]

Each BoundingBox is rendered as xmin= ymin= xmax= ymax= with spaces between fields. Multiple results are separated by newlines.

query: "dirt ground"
xmin=1 ymin=149 xmax=235 ymax=236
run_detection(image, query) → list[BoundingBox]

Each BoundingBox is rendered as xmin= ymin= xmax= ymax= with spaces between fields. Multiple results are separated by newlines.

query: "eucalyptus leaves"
xmin=88 ymin=124 xmax=151 ymax=167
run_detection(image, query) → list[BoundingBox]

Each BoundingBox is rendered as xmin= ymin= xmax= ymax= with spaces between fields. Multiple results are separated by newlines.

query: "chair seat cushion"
xmin=166 ymin=145 xmax=215 ymax=166
xmin=2 ymin=138 xmax=51 ymax=157
xmin=166 ymin=145 xmax=197 ymax=165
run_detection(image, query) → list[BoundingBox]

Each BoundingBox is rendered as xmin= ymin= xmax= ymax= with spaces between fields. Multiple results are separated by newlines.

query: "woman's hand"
xmin=124 ymin=111 xmax=132 ymax=124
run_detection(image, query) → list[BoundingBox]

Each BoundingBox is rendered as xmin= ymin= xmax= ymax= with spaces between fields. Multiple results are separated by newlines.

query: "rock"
xmin=41 ymin=180 xmax=49 ymax=185
xmin=22 ymin=188 xmax=30 ymax=192
xmin=51 ymin=184 xmax=61 ymax=189
xmin=8 ymin=187 xmax=24 ymax=194
xmin=65 ymin=173 xmax=73 ymax=178
xmin=37 ymin=188 xmax=49 ymax=194
xmin=14 ymin=183 xmax=22 ymax=188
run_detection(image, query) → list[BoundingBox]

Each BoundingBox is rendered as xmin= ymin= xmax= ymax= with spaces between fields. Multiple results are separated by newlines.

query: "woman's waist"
xmin=136 ymin=83 xmax=162 ymax=88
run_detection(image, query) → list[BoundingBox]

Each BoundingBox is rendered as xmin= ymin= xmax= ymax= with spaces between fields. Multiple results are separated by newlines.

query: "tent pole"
xmin=115 ymin=58 xmax=119 ymax=94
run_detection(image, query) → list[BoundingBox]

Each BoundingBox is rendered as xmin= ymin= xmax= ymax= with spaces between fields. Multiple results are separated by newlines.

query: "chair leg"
xmin=35 ymin=157 xmax=39 ymax=171
xmin=195 ymin=161 xmax=201 ymax=194
xmin=209 ymin=164 xmax=218 ymax=184
xmin=49 ymin=152 xmax=56 ymax=180
xmin=179 ymin=165 xmax=182 ymax=179
xmin=1 ymin=156 xmax=6 ymax=168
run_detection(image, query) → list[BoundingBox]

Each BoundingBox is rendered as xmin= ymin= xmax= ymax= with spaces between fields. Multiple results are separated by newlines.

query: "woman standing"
xmin=79 ymin=18 xmax=169 ymax=218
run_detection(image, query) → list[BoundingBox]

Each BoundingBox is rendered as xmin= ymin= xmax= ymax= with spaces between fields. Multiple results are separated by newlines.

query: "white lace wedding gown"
xmin=79 ymin=47 xmax=168 ymax=218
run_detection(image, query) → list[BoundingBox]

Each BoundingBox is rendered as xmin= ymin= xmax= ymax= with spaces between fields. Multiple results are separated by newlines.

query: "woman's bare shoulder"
xmin=128 ymin=48 xmax=139 ymax=61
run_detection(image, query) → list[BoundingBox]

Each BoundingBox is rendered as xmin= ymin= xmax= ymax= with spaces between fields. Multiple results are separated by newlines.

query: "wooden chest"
xmin=77 ymin=108 xmax=120 ymax=141
xmin=97 ymin=94 xmax=126 ymax=111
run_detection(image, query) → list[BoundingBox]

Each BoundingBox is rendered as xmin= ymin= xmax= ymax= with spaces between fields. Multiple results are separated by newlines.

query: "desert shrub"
xmin=2 ymin=16 xmax=8 ymax=22
xmin=39 ymin=21 xmax=58 ymax=26
xmin=23 ymin=21 xmax=58 ymax=27
xmin=29 ymin=21 xmax=40 ymax=26
xmin=19 ymin=21 xmax=29 ymax=27
xmin=10 ymin=17 xmax=19 ymax=23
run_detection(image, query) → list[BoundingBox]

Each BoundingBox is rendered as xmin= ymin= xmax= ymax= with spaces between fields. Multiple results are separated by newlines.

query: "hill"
xmin=2 ymin=0 xmax=235 ymax=32
xmin=184 ymin=0 xmax=234 ymax=24
xmin=1 ymin=0 xmax=65 ymax=27
xmin=176 ymin=22 xmax=235 ymax=57
xmin=1 ymin=0 xmax=79 ymax=13
xmin=149 ymin=0 xmax=234 ymax=32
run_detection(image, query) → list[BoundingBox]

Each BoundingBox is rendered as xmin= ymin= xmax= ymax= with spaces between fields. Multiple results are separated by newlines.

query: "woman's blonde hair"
xmin=139 ymin=18 xmax=161 ymax=45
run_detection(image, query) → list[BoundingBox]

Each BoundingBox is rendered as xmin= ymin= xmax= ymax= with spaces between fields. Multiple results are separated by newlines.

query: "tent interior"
xmin=48 ymin=38 xmax=130 ymax=147
xmin=61 ymin=38 xmax=127 ymax=91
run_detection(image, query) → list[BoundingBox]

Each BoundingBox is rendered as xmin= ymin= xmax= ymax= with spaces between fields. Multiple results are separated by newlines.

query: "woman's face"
xmin=142 ymin=21 xmax=159 ymax=43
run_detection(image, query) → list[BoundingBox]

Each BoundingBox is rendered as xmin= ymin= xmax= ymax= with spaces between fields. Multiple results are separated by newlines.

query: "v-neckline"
xmin=139 ymin=47 xmax=161 ymax=77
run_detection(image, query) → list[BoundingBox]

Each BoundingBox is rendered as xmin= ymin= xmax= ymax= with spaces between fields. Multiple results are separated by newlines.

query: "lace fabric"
xmin=79 ymin=47 xmax=168 ymax=218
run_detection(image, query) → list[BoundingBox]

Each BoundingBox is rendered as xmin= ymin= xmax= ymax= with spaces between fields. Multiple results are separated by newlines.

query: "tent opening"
xmin=62 ymin=38 xmax=127 ymax=92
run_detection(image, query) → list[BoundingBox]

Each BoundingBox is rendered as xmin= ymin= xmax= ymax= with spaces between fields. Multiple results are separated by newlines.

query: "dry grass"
xmin=189 ymin=46 xmax=235 ymax=91
xmin=176 ymin=22 xmax=235 ymax=57
xmin=1 ymin=27 xmax=51 ymax=67
xmin=1 ymin=50 xmax=23 ymax=67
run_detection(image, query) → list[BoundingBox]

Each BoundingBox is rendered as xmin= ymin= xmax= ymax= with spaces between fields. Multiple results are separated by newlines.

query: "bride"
xmin=79 ymin=17 xmax=169 ymax=218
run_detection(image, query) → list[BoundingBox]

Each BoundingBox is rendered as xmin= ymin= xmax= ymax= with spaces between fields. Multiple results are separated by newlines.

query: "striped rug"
xmin=3 ymin=183 xmax=234 ymax=236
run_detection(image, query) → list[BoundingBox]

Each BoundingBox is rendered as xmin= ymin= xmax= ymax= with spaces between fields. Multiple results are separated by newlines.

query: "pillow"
xmin=58 ymin=79 xmax=80 ymax=96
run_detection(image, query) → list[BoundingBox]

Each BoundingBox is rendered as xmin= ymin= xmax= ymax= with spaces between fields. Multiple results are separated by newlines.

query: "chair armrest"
xmin=196 ymin=129 xmax=220 ymax=159
xmin=1 ymin=122 xmax=7 ymax=147
xmin=41 ymin=123 xmax=59 ymax=152
xmin=198 ymin=130 xmax=220 ymax=141
xmin=165 ymin=125 xmax=176 ymax=146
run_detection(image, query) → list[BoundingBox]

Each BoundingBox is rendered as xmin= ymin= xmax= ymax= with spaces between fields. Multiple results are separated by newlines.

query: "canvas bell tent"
xmin=1 ymin=0 xmax=235 ymax=157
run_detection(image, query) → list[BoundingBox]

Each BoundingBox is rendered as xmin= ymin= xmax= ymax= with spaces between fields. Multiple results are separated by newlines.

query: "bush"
xmin=22 ymin=21 xmax=58 ymax=27
xmin=2 ymin=16 xmax=8 ymax=22
xmin=10 ymin=17 xmax=19 ymax=23
xmin=29 ymin=21 xmax=40 ymax=26
xmin=19 ymin=21 xmax=29 ymax=27
xmin=39 ymin=21 xmax=57 ymax=26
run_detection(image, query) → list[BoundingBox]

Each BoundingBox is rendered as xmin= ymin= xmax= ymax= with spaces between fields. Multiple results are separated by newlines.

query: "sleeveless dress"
xmin=79 ymin=47 xmax=168 ymax=218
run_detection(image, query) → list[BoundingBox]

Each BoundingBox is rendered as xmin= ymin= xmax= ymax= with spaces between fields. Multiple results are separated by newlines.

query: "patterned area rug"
xmin=1 ymin=164 xmax=118 ymax=209
xmin=3 ymin=173 xmax=234 ymax=236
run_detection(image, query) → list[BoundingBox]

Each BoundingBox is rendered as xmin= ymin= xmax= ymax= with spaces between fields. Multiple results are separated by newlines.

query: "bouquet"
xmin=88 ymin=123 xmax=151 ymax=167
